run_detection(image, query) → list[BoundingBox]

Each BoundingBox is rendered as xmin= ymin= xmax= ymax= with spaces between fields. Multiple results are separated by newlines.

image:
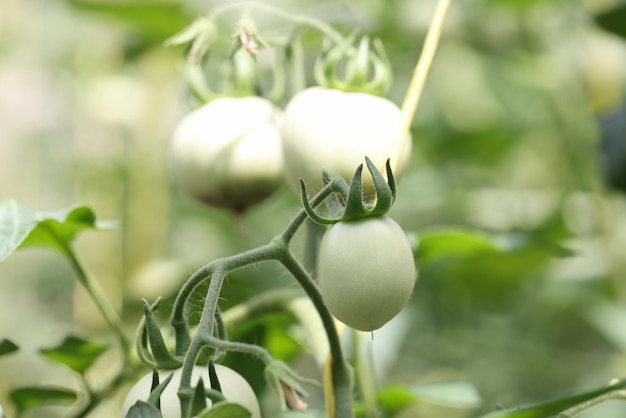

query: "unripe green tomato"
xmin=281 ymin=87 xmax=411 ymax=196
xmin=120 ymin=365 xmax=261 ymax=418
xmin=170 ymin=97 xmax=284 ymax=212
xmin=318 ymin=216 xmax=416 ymax=331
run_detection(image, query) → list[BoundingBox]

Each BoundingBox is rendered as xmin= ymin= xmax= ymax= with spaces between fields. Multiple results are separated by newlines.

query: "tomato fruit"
xmin=120 ymin=365 xmax=261 ymax=418
xmin=318 ymin=216 xmax=416 ymax=331
xmin=170 ymin=97 xmax=284 ymax=212
xmin=281 ymin=87 xmax=411 ymax=196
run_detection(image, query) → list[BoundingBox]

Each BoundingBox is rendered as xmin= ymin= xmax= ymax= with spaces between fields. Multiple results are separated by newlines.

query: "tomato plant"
xmin=6 ymin=2 xmax=623 ymax=418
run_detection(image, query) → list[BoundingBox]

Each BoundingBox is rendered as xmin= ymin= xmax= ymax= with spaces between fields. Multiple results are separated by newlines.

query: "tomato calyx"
xmin=314 ymin=35 xmax=392 ymax=96
xmin=300 ymin=156 xmax=397 ymax=224
xmin=265 ymin=360 xmax=320 ymax=412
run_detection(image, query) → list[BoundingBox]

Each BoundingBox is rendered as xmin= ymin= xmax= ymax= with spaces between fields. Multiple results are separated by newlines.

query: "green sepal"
xmin=300 ymin=180 xmax=340 ymax=225
xmin=208 ymin=360 xmax=222 ymax=392
xmin=366 ymin=156 xmax=394 ymax=217
xmin=206 ymin=389 xmax=227 ymax=404
xmin=190 ymin=378 xmax=208 ymax=417
xmin=147 ymin=372 xmax=174 ymax=408
xmin=142 ymin=300 xmax=182 ymax=369
xmin=265 ymin=360 xmax=320 ymax=411
xmin=342 ymin=164 xmax=367 ymax=221
xmin=314 ymin=34 xmax=392 ymax=95
xmin=150 ymin=370 xmax=161 ymax=411
xmin=136 ymin=298 xmax=161 ymax=368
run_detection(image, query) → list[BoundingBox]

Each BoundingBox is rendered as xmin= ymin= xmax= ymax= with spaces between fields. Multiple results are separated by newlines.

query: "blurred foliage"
xmin=2 ymin=0 xmax=626 ymax=417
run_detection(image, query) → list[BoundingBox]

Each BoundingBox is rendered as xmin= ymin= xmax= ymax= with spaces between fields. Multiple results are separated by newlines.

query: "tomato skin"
xmin=281 ymin=87 xmax=411 ymax=196
xmin=120 ymin=365 xmax=261 ymax=418
xmin=318 ymin=217 xmax=416 ymax=331
xmin=170 ymin=97 xmax=284 ymax=212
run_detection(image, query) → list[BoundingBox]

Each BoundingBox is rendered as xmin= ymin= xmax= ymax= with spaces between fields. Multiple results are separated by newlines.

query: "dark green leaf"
xmin=40 ymin=335 xmax=109 ymax=374
xmin=596 ymin=3 xmax=626 ymax=40
xmin=197 ymin=402 xmax=252 ymax=418
xmin=10 ymin=386 xmax=77 ymax=414
xmin=66 ymin=0 xmax=194 ymax=43
xmin=125 ymin=400 xmax=163 ymax=418
xmin=478 ymin=378 xmax=626 ymax=418
xmin=0 ymin=338 xmax=19 ymax=356
xmin=0 ymin=200 xmax=115 ymax=262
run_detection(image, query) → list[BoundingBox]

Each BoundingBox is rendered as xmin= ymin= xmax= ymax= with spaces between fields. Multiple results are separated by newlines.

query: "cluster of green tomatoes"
xmin=124 ymin=22 xmax=418 ymax=418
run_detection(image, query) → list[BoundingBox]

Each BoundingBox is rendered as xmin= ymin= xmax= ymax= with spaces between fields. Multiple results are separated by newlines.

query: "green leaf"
xmin=377 ymin=385 xmax=418 ymax=415
xmin=415 ymin=227 xmax=563 ymax=310
xmin=415 ymin=227 xmax=499 ymax=265
xmin=477 ymin=378 xmax=626 ymax=418
xmin=197 ymin=402 xmax=252 ymax=418
xmin=0 ymin=339 xmax=19 ymax=356
xmin=10 ymin=386 xmax=78 ymax=415
xmin=411 ymin=381 xmax=481 ymax=408
xmin=596 ymin=3 xmax=626 ymax=40
xmin=0 ymin=200 xmax=115 ymax=263
xmin=125 ymin=400 xmax=163 ymax=418
xmin=40 ymin=335 xmax=109 ymax=374
xmin=66 ymin=0 xmax=194 ymax=43
xmin=378 ymin=381 xmax=481 ymax=414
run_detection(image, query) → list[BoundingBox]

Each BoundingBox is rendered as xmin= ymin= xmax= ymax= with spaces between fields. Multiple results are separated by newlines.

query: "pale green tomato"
xmin=318 ymin=216 xmax=417 ymax=331
xmin=120 ymin=365 xmax=261 ymax=418
xmin=170 ymin=97 xmax=284 ymax=212
xmin=281 ymin=87 xmax=411 ymax=196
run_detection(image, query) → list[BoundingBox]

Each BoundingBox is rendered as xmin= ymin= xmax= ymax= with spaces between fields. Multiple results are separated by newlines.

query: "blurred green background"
xmin=2 ymin=0 xmax=626 ymax=417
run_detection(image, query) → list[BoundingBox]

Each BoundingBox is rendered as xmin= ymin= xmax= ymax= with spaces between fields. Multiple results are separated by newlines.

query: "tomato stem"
xmin=207 ymin=1 xmax=346 ymax=45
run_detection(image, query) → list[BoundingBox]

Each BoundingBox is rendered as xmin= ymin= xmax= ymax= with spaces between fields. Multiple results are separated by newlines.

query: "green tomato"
xmin=281 ymin=87 xmax=411 ymax=196
xmin=170 ymin=97 xmax=284 ymax=212
xmin=120 ymin=365 xmax=261 ymax=418
xmin=318 ymin=216 xmax=416 ymax=331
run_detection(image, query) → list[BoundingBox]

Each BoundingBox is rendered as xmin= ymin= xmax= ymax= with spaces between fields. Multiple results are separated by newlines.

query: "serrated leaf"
xmin=596 ymin=3 xmax=626 ymax=40
xmin=125 ymin=400 xmax=162 ymax=418
xmin=197 ymin=402 xmax=252 ymax=418
xmin=477 ymin=378 xmax=626 ymax=418
xmin=10 ymin=386 xmax=77 ymax=414
xmin=0 ymin=200 xmax=115 ymax=263
xmin=40 ymin=335 xmax=109 ymax=374
xmin=0 ymin=339 xmax=19 ymax=356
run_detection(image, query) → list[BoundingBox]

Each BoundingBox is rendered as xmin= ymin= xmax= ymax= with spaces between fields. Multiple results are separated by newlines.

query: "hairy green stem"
xmin=221 ymin=287 xmax=302 ymax=328
xmin=172 ymin=179 xmax=350 ymax=418
xmin=277 ymin=249 xmax=354 ymax=418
